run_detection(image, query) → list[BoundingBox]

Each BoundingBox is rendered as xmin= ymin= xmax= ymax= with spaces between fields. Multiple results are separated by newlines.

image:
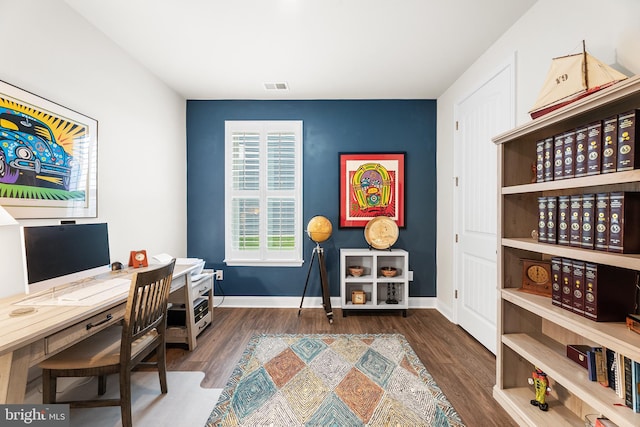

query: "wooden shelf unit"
xmin=166 ymin=269 xmax=213 ymax=350
xmin=494 ymin=75 xmax=640 ymax=427
xmin=340 ymin=248 xmax=409 ymax=317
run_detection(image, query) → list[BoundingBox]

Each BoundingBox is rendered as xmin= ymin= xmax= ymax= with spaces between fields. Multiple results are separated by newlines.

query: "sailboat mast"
xmin=582 ymin=40 xmax=588 ymax=89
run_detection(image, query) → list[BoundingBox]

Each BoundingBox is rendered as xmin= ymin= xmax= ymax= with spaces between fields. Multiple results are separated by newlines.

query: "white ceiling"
xmin=64 ymin=0 xmax=537 ymax=100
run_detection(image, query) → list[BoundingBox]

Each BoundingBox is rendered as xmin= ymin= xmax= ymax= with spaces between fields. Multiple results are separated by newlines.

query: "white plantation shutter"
xmin=225 ymin=121 xmax=303 ymax=266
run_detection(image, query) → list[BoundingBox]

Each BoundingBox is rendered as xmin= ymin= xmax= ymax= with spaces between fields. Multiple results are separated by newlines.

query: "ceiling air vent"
xmin=264 ymin=82 xmax=289 ymax=91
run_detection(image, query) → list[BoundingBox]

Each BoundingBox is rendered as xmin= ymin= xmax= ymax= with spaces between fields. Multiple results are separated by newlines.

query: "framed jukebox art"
xmin=339 ymin=152 xmax=405 ymax=228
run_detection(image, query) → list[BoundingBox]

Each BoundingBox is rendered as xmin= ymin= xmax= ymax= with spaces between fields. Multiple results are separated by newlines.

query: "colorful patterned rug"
xmin=206 ymin=334 xmax=465 ymax=426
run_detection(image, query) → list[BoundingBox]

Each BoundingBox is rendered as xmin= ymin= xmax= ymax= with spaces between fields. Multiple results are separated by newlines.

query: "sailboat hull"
xmin=530 ymin=82 xmax=619 ymax=119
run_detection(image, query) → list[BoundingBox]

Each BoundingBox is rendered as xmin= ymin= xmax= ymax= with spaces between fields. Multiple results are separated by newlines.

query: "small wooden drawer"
xmin=45 ymin=303 xmax=126 ymax=356
xmin=192 ymin=276 xmax=212 ymax=296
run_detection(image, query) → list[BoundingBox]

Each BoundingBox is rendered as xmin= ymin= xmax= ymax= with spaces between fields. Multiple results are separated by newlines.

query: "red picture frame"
xmin=339 ymin=152 xmax=405 ymax=228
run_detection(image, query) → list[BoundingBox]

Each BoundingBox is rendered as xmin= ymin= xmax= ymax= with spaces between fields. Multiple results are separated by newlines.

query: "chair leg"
xmin=120 ymin=369 xmax=132 ymax=427
xmin=98 ymin=375 xmax=107 ymax=395
xmin=42 ymin=370 xmax=56 ymax=404
xmin=157 ymin=344 xmax=168 ymax=394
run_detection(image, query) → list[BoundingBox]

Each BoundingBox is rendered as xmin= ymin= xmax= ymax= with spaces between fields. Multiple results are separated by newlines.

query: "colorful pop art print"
xmin=339 ymin=152 xmax=405 ymax=228
xmin=0 ymin=81 xmax=97 ymax=218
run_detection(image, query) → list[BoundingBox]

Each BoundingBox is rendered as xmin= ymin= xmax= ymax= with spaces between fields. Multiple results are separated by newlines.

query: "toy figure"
xmin=528 ymin=367 xmax=550 ymax=411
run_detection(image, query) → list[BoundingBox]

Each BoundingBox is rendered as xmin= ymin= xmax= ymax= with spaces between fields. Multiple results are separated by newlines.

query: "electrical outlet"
xmin=215 ymin=270 xmax=223 ymax=281
xmin=408 ymin=270 xmax=414 ymax=281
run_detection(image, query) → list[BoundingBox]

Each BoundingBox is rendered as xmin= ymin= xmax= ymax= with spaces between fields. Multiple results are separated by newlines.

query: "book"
xmin=608 ymin=192 xmax=640 ymax=253
xmin=633 ymin=360 xmax=640 ymax=413
xmin=583 ymin=263 xmax=638 ymax=321
xmin=537 ymin=196 xmax=547 ymax=243
xmin=546 ymin=196 xmax=558 ymax=244
xmin=624 ymin=356 xmax=632 ymax=408
xmin=563 ymin=130 xmax=576 ymax=178
xmin=595 ymin=347 xmax=608 ymax=387
xmin=536 ymin=139 xmax=545 ymax=182
xmin=571 ymin=260 xmax=585 ymax=315
xmin=606 ymin=348 xmax=616 ymax=393
xmin=569 ymin=195 xmax=583 ymax=247
xmin=575 ymin=125 xmax=588 ymax=177
xmin=543 ymin=136 xmax=554 ymax=181
xmin=557 ymin=195 xmax=570 ymax=245
xmin=554 ymin=134 xmax=565 ymax=180
xmin=594 ymin=193 xmax=609 ymax=251
xmin=561 ymin=258 xmax=573 ymax=310
xmin=587 ymin=348 xmax=600 ymax=381
xmin=587 ymin=121 xmax=602 ymax=175
xmin=581 ymin=193 xmax=595 ymax=249
xmin=551 ymin=257 xmax=562 ymax=307
xmin=617 ymin=109 xmax=639 ymax=171
xmin=602 ymin=115 xmax=618 ymax=173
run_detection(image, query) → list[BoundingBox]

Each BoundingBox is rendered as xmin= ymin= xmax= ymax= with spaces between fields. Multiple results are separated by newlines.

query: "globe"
xmin=306 ymin=215 xmax=333 ymax=243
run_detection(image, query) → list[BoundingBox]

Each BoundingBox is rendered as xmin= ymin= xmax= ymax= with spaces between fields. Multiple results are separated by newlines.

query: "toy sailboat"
xmin=529 ymin=41 xmax=628 ymax=119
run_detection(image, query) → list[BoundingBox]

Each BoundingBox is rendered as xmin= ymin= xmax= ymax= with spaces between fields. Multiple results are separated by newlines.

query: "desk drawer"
xmin=192 ymin=276 xmax=212 ymax=296
xmin=45 ymin=303 xmax=126 ymax=356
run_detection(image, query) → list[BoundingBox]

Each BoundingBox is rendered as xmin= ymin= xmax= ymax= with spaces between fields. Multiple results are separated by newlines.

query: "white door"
xmin=453 ymin=57 xmax=515 ymax=354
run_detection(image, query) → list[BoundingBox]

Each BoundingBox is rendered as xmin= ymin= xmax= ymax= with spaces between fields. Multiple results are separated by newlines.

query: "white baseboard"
xmin=213 ymin=296 xmax=441 ymax=311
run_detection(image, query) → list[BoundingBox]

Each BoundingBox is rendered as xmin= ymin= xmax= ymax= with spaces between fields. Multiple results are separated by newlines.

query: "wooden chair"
xmin=39 ymin=259 xmax=176 ymax=427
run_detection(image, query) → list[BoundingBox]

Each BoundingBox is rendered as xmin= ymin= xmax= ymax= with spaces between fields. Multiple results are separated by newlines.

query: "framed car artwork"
xmin=0 ymin=80 xmax=97 ymax=218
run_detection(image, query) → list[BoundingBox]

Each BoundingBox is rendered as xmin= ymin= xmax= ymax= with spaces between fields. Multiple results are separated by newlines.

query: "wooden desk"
xmin=0 ymin=263 xmax=199 ymax=404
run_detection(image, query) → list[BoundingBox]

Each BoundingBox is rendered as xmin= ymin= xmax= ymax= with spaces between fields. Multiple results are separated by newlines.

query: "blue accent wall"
xmin=186 ymin=100 xmax=437 ymax=298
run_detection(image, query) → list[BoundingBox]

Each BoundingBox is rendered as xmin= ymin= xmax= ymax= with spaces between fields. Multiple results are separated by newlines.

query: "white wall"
xmin=436 ymin=0 xmax=640 ymax=317
xmin=0 ymin=0 xmax=187 ymax=297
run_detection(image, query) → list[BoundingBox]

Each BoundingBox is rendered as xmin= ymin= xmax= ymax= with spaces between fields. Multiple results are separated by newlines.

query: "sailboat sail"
xmin=530 ymin=48 xmax=628 ymax=119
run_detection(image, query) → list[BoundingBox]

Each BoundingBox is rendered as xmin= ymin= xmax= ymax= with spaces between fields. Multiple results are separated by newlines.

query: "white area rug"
xmin=25 ymin=371 xmax=222 ymax=427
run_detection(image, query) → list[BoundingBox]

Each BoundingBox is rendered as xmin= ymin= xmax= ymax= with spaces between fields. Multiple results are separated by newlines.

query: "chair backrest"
xmin=120 ymin=259 xmax=176 ymax=361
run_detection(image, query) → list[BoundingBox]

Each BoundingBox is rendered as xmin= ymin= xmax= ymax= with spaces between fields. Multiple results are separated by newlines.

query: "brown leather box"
xmin=567 ymin=344 xmax=591 ymax=369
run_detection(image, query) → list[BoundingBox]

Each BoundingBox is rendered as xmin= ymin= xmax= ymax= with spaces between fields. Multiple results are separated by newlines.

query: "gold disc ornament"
xmin=364 ymin=216 xmax=399 ymax=249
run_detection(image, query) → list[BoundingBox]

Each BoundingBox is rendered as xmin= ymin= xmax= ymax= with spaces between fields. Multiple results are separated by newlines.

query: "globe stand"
xmin=298 ymin=242 xmax=333 ymax=324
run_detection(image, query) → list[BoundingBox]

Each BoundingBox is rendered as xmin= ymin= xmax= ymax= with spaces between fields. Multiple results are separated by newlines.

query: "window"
xmin=224 ymin=121 xmax=303 ymax=266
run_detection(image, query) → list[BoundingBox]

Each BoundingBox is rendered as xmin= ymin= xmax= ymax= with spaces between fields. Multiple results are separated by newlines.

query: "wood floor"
xmin=165 ymin=307 xmax=517 ymax=426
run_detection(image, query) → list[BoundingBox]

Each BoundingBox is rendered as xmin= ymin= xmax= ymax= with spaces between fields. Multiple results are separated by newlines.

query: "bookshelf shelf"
xmin=494 ymin=75 xmax=640 ymax=426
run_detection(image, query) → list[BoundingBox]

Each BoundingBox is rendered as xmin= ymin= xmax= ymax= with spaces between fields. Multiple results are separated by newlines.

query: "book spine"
xmin=546 ymin=196 xmax=557 ymax=244
xmin=595 ymin=347 xmax=608 ymax=387
xmin=575 ymin=126 xmax=588 ymax=177
xmin=557 ymin=195 xmax=570 ymax=245
xmin=570 ymin=195 xmax=583 ymax=247
xmin=617 ymin=109 xmax=638 ymax=171
xmin=581 ymin=194 xmax=595 ymax=250
xmin=602 ymin=116 xmax=618 ymax=173
xmin=571 ymin=260 xmax=585 ymax=315
xmin=543 ymin=137 xmax=554 ymax=181
xmin=563 ymin=130 xmax=576 ymax=178
xmin=606 ymin=348 xmax=617 ymax=392
xmin=537 ymin=196 xmax=547 ymax=243
xmin=595 ymin=193 xmax=609 ymax=251
xmin=584 ymin=262 xmax=597 ymax=320
xmin=536 ymin=140 xmax=545 ymax=182
xmin=561 ymin=258 xmax=573 ymax=310
xmin=587 ymin=121 xmax=602 ymax=175
xmin=633 ymin=360 xmax=640 ymax=412
xmin=554 ymin=134 xmax=565 ymax=180
xmin=625 ymin=356 xmax=633 ymax=408
xmin=609 ymin=192 xmax=624 ymax=253
xmin=551 ymin=257 xmax=562 ymax=306
xmin=587 ymin=349 xmax=598 ymax=381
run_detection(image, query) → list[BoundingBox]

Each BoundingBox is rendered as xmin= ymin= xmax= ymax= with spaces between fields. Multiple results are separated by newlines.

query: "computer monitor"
xmin=21 ymin=223 xmax=111 ymax=293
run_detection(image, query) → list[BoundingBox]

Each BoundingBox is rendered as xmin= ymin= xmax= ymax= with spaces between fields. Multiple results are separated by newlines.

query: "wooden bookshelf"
xmin=493 ymin=74 xmax=640 ymax=426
